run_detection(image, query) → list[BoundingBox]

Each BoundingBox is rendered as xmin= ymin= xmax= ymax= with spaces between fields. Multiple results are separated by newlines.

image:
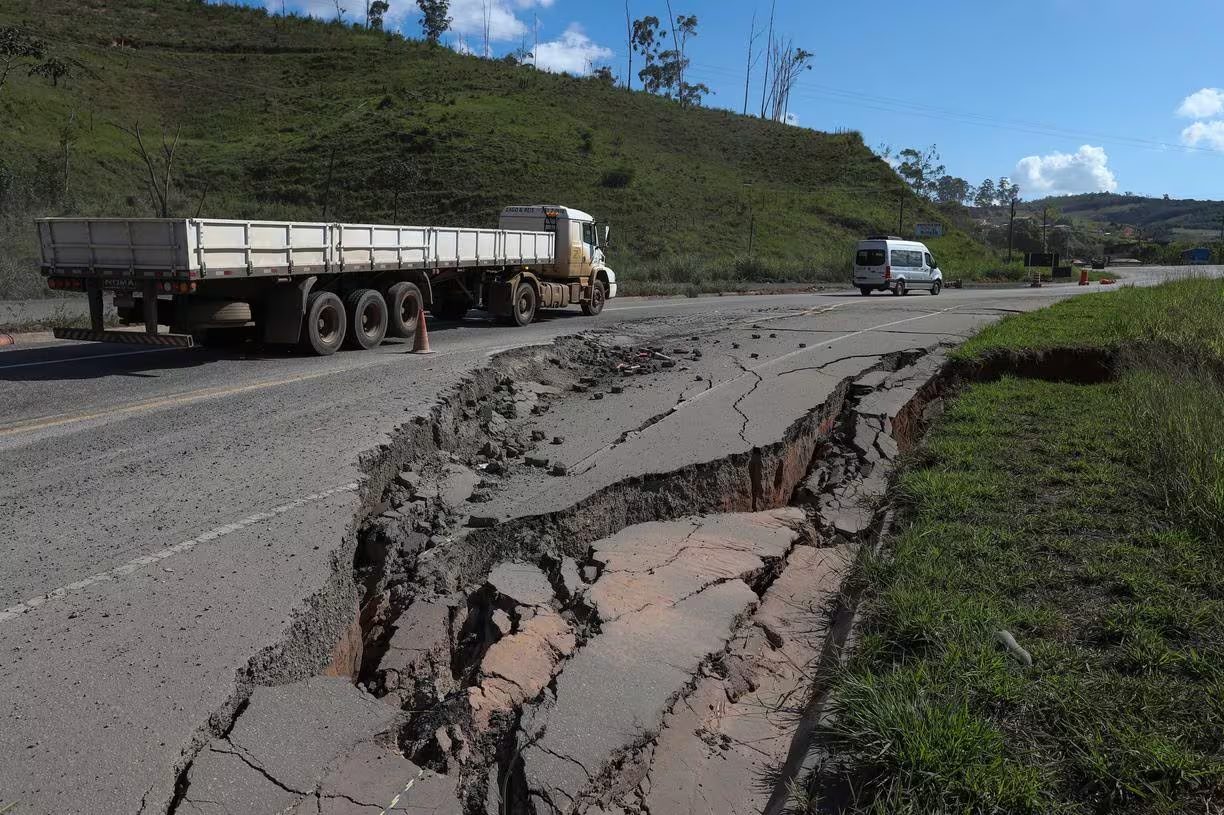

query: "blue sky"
xmin=236 ymin=0 xmax=1224 ymax=200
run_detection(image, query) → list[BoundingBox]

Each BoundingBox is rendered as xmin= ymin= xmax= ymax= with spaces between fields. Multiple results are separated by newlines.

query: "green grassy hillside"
xmin=1022 ymin=193 xmax=1224 ymax=239
xmin=0 ymin=0 xmax=1001 ymax=298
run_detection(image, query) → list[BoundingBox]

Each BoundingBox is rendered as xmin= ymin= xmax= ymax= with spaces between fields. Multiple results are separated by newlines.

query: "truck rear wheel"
xmin=581 ymin=280 xmax=606 ymax=316
xmin=385 ymin=282 xmax=423 ymax=338
xmin=344 ymin=289 xmax=388 ymax=350
xmin=301 ymin=290 xmax=346 ymax=356
xmin=511 ymin=283 xmax=537 ymax=326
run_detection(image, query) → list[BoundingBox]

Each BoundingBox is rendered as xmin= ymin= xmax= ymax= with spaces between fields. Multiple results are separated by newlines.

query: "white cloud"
xmin=784 ymin=112 xmax=799 ymax=127
xmin=1176 ymin=88 xmax=1224 ymax=118
xmin=1013 ymin=145 xmax=1118 ymax=196
xmin=448 ymin=0 xmax=528 ymax=43
xmin=1181 ymin=120 xmax=1224 ymax=151
xmin=533 ymin=24 xmax=614 ymax=75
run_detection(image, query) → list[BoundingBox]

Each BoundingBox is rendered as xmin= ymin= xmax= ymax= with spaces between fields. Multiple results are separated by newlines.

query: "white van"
xmin=853 ymin=236 xmax=943 ymax=296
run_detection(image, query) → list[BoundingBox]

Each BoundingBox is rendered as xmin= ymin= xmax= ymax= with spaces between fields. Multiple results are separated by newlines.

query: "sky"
xmin=229 ymin=0 xmax=1224 ymax=201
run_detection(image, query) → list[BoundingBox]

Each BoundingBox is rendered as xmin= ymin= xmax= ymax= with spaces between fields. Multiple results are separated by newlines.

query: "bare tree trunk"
xmin=116 ymin=121 xmax=180 ymax=217
xmin=743 ymin=8 xmax=758 ymax=115
xmin=664 ymin=0 xmax=681 ymax=102
xmin=624 ymin=1 xmax=633 ymax=91
xmin=758 ymin=0 xmax=775 ymax=118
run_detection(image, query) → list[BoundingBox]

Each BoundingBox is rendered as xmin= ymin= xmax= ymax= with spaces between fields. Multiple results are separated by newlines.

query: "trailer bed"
xmin=37 ymin=218 xmax=557 ymax=281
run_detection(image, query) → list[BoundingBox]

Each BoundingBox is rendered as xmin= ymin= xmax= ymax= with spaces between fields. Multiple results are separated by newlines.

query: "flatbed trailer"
xmin=37 ymin=204 xmax=617 ymax=354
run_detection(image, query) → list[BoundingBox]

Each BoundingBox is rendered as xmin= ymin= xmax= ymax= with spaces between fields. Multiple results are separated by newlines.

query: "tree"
xmin=742 ymin=8 xmax=764 ymax=115
xmin=332 ymin=0 xmax=346 ymax=23
xmin=367 ymin=0 xmax=389 ymax=30
xmin=1 ymin=26 xmax=45 ymax=93
xmin=973 ymin=178 xmax=997 ymax=208
xmin=996 ymin=177 xmax=1019 ymax=205
xmin=762 ymin=37 xmax=812 ymax=122
xmin=624 ymin=2 xmax=633 ymax=90
xmin=632 ymin=16 xmax=664 ymax=93
xmin=592 ymin=65 xmax=616 ymax=85
xmin=896 ymin=145 xmax=945 ymax=200
xmin=416 ymin=0 xmax=451 ymax=43
xmin=934 ymin=175 xmax=972 ymax=206
xmin=116 ymin=122 xmax=181 ymax=218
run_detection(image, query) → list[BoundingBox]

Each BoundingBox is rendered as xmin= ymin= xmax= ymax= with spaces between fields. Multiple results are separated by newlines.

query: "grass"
xmin=0 ymin=0 xmax=1004 ymax=299
xmin=813 ymin=278 xmax=1224 ymax=814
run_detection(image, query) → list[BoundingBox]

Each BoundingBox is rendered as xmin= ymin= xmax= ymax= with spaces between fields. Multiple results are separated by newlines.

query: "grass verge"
xmin=810 ymin=278 xmax=1224 ymax=814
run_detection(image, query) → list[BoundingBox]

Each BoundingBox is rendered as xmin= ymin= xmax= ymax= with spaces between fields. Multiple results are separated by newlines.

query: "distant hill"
xmin=1020 ymin=193 xmax=1224 ymax=241
xmin=0 ymin=0 xmax=1000 ymax=298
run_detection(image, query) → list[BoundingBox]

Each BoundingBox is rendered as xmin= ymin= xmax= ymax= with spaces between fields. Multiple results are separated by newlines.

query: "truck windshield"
xmin=856 ymin=249 xmax=886 ymax=266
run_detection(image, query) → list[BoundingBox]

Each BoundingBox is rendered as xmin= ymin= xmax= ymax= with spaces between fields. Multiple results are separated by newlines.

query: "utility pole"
xmin=1041 ymin=206 xmax=1049 ymax=252
xmin=1007 ymin=197 xmax=1016 ymax=263
xmin=898 ymin=194 xmax=905 ymax=235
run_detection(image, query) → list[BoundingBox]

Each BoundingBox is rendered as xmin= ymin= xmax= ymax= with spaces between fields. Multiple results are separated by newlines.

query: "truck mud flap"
xmin=53 ymin=328 xmax=195 ymax=348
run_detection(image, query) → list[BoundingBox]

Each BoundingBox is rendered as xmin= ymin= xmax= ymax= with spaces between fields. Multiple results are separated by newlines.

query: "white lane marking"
xmin=381 ymin=766 xmax=428 ymax=814
xmin=0 ymin=482 xmax=359 ymax=626
xmin=0 ymin=346 xmax=177 ymax=370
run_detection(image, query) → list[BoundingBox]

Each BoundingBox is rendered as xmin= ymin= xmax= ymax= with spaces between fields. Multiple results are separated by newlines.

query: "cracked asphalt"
xmin=0 ymin=271 xmax=1190 ymax=814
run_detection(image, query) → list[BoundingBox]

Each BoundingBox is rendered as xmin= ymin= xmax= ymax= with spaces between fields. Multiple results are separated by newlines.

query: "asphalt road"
xmin=0 ymin=270 xmax=1191 ymax=814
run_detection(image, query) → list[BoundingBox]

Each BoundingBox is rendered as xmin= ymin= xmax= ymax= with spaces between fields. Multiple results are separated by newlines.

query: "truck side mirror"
xmin=603 ymin=225 xmax=610 ymax=246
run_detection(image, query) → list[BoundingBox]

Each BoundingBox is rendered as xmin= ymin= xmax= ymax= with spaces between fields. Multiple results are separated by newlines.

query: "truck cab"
xmin=498 ymin=205 xmax=618 ymax=299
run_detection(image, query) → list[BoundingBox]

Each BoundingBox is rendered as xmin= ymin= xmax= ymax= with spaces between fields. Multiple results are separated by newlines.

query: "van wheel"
xmin=386 ymin=282 xmax=423 ymax=338
xmin=301 ymin=291 xmax=346 ymax=356
xmin=858 ymin=286 xmax=872 ymax=296
xmin=892 ymin=280 xmax=906 ymax=297
xmin=931 ymin=279 xmax=942 ymax=296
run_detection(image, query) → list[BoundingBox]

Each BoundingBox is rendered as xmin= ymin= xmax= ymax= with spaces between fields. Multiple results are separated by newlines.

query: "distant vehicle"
xmin=36 ymin=204 xmax=617 ymax=355
xmin=852 ymin=236 xmax=943 ymax=296
xmin=1091 ymin=257 xmax=1108 ymax=270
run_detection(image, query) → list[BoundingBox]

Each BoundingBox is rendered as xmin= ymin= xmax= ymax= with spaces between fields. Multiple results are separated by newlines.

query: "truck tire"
xmin=385 ymin=281 xmax=423 ymax=338
xmin=431 ymin=295 xmax=471 ymax=322
xmin=510 ymin=282 xmax=537 ymax=326
xmin=859 ymin=286 xmax=872 ymax=296
xmin=344 ymin=289 xmax=388 ymax=350
xmin=892 ymin=279 xmax=907 ymax=297
xmin=931 ymin=279 xmax=942 ymax=296
xmin=301 ymin=290 xmax=346 ymax=356
xmin=581 ymin=280 xmax=606 ymax=316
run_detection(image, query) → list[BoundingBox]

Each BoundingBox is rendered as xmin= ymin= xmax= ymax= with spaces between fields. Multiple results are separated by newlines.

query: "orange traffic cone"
xmin=411 ymin=312 xmax=434 ymax=354
xmin=1079 ymin=269 xmax=1089 ymax=286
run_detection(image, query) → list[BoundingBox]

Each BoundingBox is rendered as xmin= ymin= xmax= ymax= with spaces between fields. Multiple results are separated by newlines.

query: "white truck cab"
xmin=853 ymin=236 xmax=943 ymax=296
xmin=499 ymin=205 xmax=617 ymax=299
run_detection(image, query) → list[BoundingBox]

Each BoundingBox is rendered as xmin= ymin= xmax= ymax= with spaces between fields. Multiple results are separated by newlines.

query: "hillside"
xmin=0 ymin=0 xmax=1000 ymax=299
xmin=1021 ymin=193 xmax=1224 ymax=241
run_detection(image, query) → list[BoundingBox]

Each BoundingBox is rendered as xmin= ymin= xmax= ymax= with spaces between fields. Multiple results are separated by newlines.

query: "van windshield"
xmin=856 ymin=249 xmax=886 ymax=267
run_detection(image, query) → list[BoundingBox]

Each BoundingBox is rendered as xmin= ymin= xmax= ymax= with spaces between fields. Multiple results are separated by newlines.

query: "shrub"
xmin=599 ymin=167 xmax=634 ymax=189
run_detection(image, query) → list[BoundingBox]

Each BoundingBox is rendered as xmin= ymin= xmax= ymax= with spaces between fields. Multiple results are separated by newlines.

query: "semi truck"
xmin=36 ymin=205 xmax=618 ymax=355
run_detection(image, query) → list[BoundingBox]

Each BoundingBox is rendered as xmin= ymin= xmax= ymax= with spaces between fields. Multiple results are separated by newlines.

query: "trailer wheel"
xmin=511 ymin=282 xmax=538 ymax=326
xmin=385 ymin=281 xmax=423 ymax=338
xmin=301 ymin=290 xmax=346 ymax=356
xmin=581 ymin=280 xmax=606 ymax=316
xmin=344 ymin=289 xmax=388 ymax=350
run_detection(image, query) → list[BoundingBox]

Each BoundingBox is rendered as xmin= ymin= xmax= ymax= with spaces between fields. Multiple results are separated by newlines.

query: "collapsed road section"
xmin=166 ymin=302 xmax=964 ymax=814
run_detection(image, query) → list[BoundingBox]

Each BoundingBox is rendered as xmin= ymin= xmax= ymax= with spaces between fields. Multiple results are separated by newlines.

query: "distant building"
xmin=1182 ymin=247 xmax=1212 ymax=265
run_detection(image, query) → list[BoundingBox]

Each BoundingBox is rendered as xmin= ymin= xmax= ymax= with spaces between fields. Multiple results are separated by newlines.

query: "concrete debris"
xmin=439 ymin=464 xmax=482 ymax=508
xmin=468 ymin=609 xmax=577 ymax=734
xmin=486 ymin=561 xmax=555 ymax=609
xmin=375 ymin=600 xmax=457 ymax=709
